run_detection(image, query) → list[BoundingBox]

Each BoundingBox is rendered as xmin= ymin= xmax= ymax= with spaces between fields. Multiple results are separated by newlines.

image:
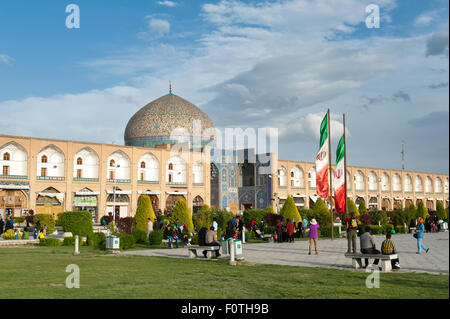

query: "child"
xmin=33 ymin=227 xmax=38 ymax=239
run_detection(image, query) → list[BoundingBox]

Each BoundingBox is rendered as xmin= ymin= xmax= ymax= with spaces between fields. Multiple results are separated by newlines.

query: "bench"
xmin=345 ymin=253 xmax=399 ymax=272
xmin=188 ymin=245 xmax=220 ymax=259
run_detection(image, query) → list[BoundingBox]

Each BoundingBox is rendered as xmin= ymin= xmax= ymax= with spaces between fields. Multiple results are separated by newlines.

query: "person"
xmin=275 ymin=219 xmax=283 ymax=243
xmin=415 ymin=217 xmax=429 ymax=254
xmin=147 ymin=218 xmax=153 ymax=240
xmin=4 ymin=217 xmax=13 ymax=232
xmin=286 ymin=219 xmax=295 ymax=243
xmin=205 ymin=226 xmax=221 ymax=257
xmin=308 ymin=219 xmax=320 ymax=255
xmin=212 ymin=218 xmax=218 ymax=232
xmin=43 ymin=225 xmax=47 ymax=237
xmin=237 ymin=216 xmax=244 ymax=239
xmin=0 ymin=215 xmax=4 ymax=235
xmin=33 ymin=227 xmax=39 ymax=239
xmin=381 ymin=231 xmax=400 ymax=269
xmin=169 ymin=224 xmax=181 ymax=248
xmin=345 ymin=212 xmax=358 ymax=254
xmin=259 ymin=218 xmax=265 ymax=238
xmin=224 ymin=221 xmax=236 ymax=239
xmin=38 ymin=229 xmax=45 ymax=239
xmin=302 ymin=217 xmax=308 ymax=238
xmin=297 ymin=219 xmax=303 ymax=238
xmin=360 ymin=226 xmax=380 ymax=268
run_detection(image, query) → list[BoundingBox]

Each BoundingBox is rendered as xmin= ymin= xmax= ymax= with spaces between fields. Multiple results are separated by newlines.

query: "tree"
xmin=265 ymin=205 xmax=276 ymax=214
xmin=358 ymin=201 xmax=367 ymax=215
xmin=135 ymin=195 xmax=155 ymax=233
xmin=280 ymin=196 xmax=301 ymax=224
xmin=311 ymin=197 xmax=331 ymax=227
xmin=347 ymin=199 xmax=359 ymax=217
xmin=436 ymin=202 xmax=447 ymax=220
xmin=416 ymin=201 xmax=429 ymax=220
xmin=404 ymin=204 xmax=417 ymax=226
xmin=172 ymin=198 xmax=194 ymax=232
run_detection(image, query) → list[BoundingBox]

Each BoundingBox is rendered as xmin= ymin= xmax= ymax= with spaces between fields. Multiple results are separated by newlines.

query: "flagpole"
xmin=343 ymin=114 xmax=348 ymax=215
xmin=327 ymin=109 xmax=334 ymax=240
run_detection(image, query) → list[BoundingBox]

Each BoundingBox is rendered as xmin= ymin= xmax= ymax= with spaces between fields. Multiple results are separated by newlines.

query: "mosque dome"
xmin=124 ymin=90 xmax=215 ymax=148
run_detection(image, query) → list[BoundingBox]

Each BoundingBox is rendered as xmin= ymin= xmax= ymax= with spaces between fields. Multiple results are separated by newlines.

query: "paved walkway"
xmin=123 ymin=232 xmax=449 ymax=274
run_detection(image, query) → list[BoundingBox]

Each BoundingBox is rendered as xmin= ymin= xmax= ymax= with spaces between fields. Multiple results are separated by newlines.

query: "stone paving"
xmin=123 ymin=232 xmax=449 ymax=275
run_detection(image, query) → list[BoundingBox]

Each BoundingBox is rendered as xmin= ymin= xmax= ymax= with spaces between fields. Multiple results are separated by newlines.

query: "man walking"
xmin=345 ymin=212 xmax=358 ymax=253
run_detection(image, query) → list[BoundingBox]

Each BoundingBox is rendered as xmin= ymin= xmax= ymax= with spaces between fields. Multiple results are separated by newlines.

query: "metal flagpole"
xmin=343 ymin=114 xmax=348 ymax=215
xmin=327 ymin=109 xmax=334 ymax=240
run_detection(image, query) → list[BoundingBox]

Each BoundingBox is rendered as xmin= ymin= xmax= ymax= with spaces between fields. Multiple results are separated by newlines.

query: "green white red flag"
xmin=315 ymin=113 xmax=329 ymax=198
xmin=334 ymin=135 xmax=346 ymax=214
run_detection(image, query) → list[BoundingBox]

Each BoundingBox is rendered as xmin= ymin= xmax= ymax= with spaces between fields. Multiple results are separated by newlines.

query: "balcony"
xmin=138 ymin=180 xmax=160 ymax=185
xmin=37 ymin=176 xmax=65 ymax=181
xmin=0 ymin=175 xmax=28 ymax=180
xmin=167 ymin=182 xmax=187 ymax=186
xmin=73 ymin=178 xmax=99 ymax=183
xmin=107 ymin=179 xmax=131 ymax=184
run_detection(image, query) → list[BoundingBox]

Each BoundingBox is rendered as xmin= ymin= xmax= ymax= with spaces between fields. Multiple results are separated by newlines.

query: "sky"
xmin=0 ymin=0 xmax=448 ymax=174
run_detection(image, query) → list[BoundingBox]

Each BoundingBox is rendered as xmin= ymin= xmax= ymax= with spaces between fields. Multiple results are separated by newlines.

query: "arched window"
xmin=404 ymin=174 xmax=412 ymax=192
xmin=3 ymin=153 xmax=10 ymax=161
xmin=77 ymin=157 xmax=83 ymax=165
xmin=278 ymin=167 xmax=287 ymax=187
xmin=110 ymin=159 xmax=115 ymax=167
xmin=141 ymin=162 xmax=146 ymax=169
xmin=168 ymin=163 xmax=174 ymax=170
xmin=393 ymin=174 xmax=401 ymax=192
xmin=41 ymin=155 xmax=48 ymax=163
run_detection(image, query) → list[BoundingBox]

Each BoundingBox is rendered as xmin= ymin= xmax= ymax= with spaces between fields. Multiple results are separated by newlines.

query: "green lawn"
xmin=0 ymin=246 xmax=448 ymax=299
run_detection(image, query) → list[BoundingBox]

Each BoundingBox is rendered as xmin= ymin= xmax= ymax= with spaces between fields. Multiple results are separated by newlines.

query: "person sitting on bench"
xmin=360 ymin=226 xmax=380 ymax=268
xmin=205 ymin=226 xmax=221 ymax=257
xmin=381 ymin=231 xmax=400 ymax=270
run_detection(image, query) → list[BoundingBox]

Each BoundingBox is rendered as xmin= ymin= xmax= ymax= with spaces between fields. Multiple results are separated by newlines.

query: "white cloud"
xmin=414 ymin=11 xmax=438 ymax=27
xmin=0 ymin=54 xmax=14 ymax=64
xmin=156 ymin=1 xmax=177 ymax=7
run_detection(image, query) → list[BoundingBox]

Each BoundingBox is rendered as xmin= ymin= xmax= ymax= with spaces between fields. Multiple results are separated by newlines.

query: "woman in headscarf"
xmin=415 ymin=217 xmax=429 ymax=254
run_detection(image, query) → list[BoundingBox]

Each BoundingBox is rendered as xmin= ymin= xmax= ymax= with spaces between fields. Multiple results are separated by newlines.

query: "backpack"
xmin=351 ymin=218 xmax=358 ymax=228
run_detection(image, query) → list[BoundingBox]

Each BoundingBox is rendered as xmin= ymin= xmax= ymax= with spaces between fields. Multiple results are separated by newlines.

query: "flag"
xmin=315 ymin=113 xmax=329 ymax=198
xmin=334 ymin=135 xmax=346 ymax=213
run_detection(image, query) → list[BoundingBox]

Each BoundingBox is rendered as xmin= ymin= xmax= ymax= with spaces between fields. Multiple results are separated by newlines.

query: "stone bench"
xmin=345 ymin=253 xmax=399 ymax=272
xmin=188 ymin=245 xmax=220 ymax=259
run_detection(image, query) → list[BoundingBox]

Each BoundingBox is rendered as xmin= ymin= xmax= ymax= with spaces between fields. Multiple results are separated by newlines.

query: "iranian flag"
xmin=334 ymin=135 xmax=346 ymax=214
xmin=315 ymin=113 xmax=329 ymax=198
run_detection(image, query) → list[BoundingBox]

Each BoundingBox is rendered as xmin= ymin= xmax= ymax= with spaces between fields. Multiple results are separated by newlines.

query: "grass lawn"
xmin=0 ymin=246 xmax=448 ymax=299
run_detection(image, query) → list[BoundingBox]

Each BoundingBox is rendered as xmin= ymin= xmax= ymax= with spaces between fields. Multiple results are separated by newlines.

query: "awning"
xmin=0 ymin=184 xmax=30 ymax=190
xmin=138 ymin=191 xmax=161 ymax=195
xmin=416 ymin=196 xmax=423 ymax=199
xmin=278 ymin=196 xmax=287 ymax=200
xmin=427 ymin=198 xmax=434 ymax=201
xmin=75 ymin=191 xmax=100 ymax=196
xmin=406 ymin=197 xmax=413 ymax=200
xmin=369 ymin=203 xmax=378 ymax=206
xmin=347 ymin=195 xmax=352 ymax=198
xmin=369 ymin=195 xmax=378 ymax=198
xmin=295 ymin=203 xmax=305 ymax=207
xmin=37 ymin=192 xmax=65 ymax=202
xmin=437 ymin=198 xmax=443 ymax=201
xmin=107 ymin=190 xmax=132 ymax=195
xmin=394 ymin=197 xmax=403 ymax=200
xmin=310 ymin=195 xmax=319 ymax=202
xmin=382 ymin=196 xmax=391 ymax=199
xmin=292 ymin=194 xmax=307 ymax=198
xmin=166 ymin=191 xmax=187 ymax=195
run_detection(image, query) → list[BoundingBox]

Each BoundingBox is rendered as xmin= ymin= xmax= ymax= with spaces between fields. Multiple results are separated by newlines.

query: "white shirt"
xmin=212 ymin=221 xmax=218 ymax=231
xmin=147 ymin=221 xmax=153 ymax=232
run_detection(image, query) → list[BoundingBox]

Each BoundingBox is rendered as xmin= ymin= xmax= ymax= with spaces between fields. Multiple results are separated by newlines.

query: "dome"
xmin=124 ymin=92 xmax=215 ymax=148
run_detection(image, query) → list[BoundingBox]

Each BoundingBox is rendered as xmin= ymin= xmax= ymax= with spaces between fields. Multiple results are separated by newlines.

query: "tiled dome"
xmin=124 ymin=93 xmax=215 ymax=148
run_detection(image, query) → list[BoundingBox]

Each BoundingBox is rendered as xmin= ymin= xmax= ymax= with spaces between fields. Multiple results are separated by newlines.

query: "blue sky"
xmin=0 ymin=0 xmax=449 ymax=173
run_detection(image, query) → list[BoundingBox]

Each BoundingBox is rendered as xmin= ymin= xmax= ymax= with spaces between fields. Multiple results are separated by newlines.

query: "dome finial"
xmin=169 ymin=81 xmax=172 ymax=94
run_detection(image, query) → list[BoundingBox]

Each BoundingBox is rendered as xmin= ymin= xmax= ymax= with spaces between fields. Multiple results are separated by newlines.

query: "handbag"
xmin=413 ymin=233 xmax=418 ymax=239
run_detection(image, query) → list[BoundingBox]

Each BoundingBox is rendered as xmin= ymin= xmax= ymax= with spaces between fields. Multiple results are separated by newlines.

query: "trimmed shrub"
xmin=87 ymin=232 xmax=106 ymax=247
xmin=63 ymin=237 xmax=75 ymax=246
xmin=358 ymin=214 xmax=372 ymax=226
xmin=135 ymin=195 xmax=156 ymax=233
xmin=117 ymin=217 xmax=135 ymax=235
xmin=22 ymin=231 xmax=29 ymax=240
xmin=265 ymin=206 xmax=276 ymax=214
xmin=263 ymin=213 xmax=284 ymax=227
xmin=133 ymin=229 xmax=148 ymax=244
xmin=280 ymin=196 xmax=301 ymax=224
xmin=39 ymin=238 xmax=62 ymax=246
xmin=368 ymin=225 xmax=383 ymax=235
xmin=13 ymin=217 xmax=25 ymax=223
xmin=34 ymin=214 xmax=55 ymax=234
xmin=243 ymin=209 xmax=266 ymax=227
xmin=358 ymin=201 xmax=367 ymax=215
xmin=149 ymin=230 xmax=164 ymax=245
xmin=370 ymin=210 xmax=388 ymax=226
xmin=172 ymin=198 xmax=194 ymax=232
xmin=193 ymin=209 xmax=213 ymax=232
xmin=1 ymin=229 xmax=15 ymax=240
xmin=417 ymin=202 xmax=429 ymax=220
xmin=191 ymin=235 xmax=199 ymax=245
xmin=311 ymin=198 xmax=331 ymax=227
xmin=348 ymin=199 xmax=359 ymax=217
xmin=211 ymin=209 xmax=234 ymax=232
xmin=319 ymin=226 xmax=340 ymax=238
xmin=264 ymin=226 xmax=275 ymax=234
xmin=389 ymin=209 xmax=406 ymax=227
xmin=436 ymin=201 xmax=447 ymax=221
xmin=245 ymin=231 xmax=256 ymax=240
xmin=57 ymin=211 xmax=93 ymax=237
xmin=112 ymin=233 xmax=136 ymax=250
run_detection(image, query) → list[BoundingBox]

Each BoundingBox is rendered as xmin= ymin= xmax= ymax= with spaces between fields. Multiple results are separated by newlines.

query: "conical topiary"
xmin=265 ymin=205 xmax=276 ymax=214
xmin=172 ymin=198 xmax=194 ymax=232
xmin=416 ymin=201 xmax=429 ymax=220
xmin=135 ymin=195 xmax=156 ymax=232
xmin=347 ymin=199 xmax=359 ymax=217
xmin=280 ymin=196 xmax=301 ymax=224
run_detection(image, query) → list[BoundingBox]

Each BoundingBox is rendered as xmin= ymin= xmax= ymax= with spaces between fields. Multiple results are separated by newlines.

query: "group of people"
xmin=161 ymin=219 xmax=190 ymax=248
xmin=345 ymin=212 xmax=433 ymax=269
xmin=0 ymin=215 xmax=14 ymax=235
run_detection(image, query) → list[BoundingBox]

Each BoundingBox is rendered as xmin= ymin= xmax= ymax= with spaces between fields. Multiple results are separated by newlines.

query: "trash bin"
xmin=106 ymin=235 xmax=120 ymax=250
xmin=234 ymin=240 xmax=243 ymax=255
xmin=221 ymin=239 xmax=230 ymax=255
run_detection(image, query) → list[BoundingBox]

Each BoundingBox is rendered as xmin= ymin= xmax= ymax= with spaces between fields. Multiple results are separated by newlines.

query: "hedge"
xmin=62 ymin=237 xmax=75 ymax=246
xmin=57 ymin=211 xmax=93 ymax=237
xmin=395 ymin=225 xmax=408 ymax=234
xmin=112 ymin=233 xmax=136 ymax=250
xmin=87 ymin=232 xmax=106 ymax=247
xmin=367 ymin=225 xmax=383 ymax=235
xmin=13 ymin=217 xmax=25 ymax=223
xmin=264 ymin=226 xmax=275 ymax=234
xmin=39 ymin=238 xmax=62 ymax=246
xmin=243 ymin=209 xmax=266 ymax=227
xmin=133 ymin=229 xmax=148 ymax=244
xmin=34 ymin=214 xmax=56 ymax=234
xmin=172 ymin=198 xmax=194 ymax=232
xmin=319 ymin=226 xmax=340 ymax=238
xmin=149 ymin=230 xmax=164 ymax=246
